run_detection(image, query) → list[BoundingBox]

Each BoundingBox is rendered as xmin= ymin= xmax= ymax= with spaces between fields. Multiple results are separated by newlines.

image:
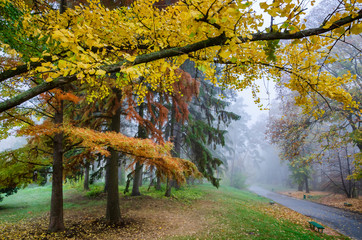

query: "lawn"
xmin=0 ymin=183 xmax=349 ymax=239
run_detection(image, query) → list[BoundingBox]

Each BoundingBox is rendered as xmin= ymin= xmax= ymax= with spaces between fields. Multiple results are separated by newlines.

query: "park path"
xmin=249 ymin=186 xmax=362 ymax=240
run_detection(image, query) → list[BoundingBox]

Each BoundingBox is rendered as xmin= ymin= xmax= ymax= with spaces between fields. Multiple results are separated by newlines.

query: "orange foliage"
xmin=123 ymin=68 xmax=199 ymax=142
xmin=51 ymin=89 xmax=81 ymax=103
xmin=68 ymin=127 xmax=201 ymax=183
xmin=18 ymin=121 xmax=60 ymax=138
xmin=169 ymin=69 xmax=199 ymax=124
xmin=18 ymin=122 xmax=201 ymax=183
xmin=124 ymin=91 xmax=165 ymax=142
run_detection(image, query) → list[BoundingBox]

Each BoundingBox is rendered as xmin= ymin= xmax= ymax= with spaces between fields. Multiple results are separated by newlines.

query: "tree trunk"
xmin=131 ymin=162 xmax=143 ymax=196
xmin=124 ymin=172 xmax=132 ymax=194
xmin=148 ymin=172 xmax=155 ymax=191
xmin=172 ymin=121 xmax=181 ymax=190
xmin=165 ymin=177 xmax=172 ymax=197
xmin=106 ymin=147 xmax=121 ymax=223
xmin=304 ymin=175 xmax=310 ymax=193
xmin=139 ymin=166 xmax=143 ymax=187
xmin=105 ymin=91 xmax=121 ymax=224
xmin=155 ymin=174 xmax=162 ymax=190
xmin=351 ymin=186 xmax=358 ymax=198
xmin=83 ymin=161 xmax=90 ymax=191
xmin=165 ymin=101 xmax=181 ymax=196
xmin=48 ymin=1 xmax=67 ymax=232
xmin=118 ymin=160 xmax=126 ymax=186
xmin=104 ymin=157 xmax=109 ymax=193
xmin=131 ymin=102 xmax=147 ymax=196
xmin=297 ymin=182 xmax=304 ymax=191
xmin=48 ymin=101 xmax=65 ymax=232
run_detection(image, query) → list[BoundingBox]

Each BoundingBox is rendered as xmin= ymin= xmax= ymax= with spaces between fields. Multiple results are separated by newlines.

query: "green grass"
xmin=173 ymin=184 xmax=349 ymax=240
xmin=0 ymin=182 xmax=105 ymax=222
xmin=0 ymin=182 xmax=349 ymax=239
xmin=0 ymin=184 xmax=53 ymax=222
xmin=0 ymin=181 xmax=202 ymax=223
xmin=120 ymin=184 xmax=205 ymax=203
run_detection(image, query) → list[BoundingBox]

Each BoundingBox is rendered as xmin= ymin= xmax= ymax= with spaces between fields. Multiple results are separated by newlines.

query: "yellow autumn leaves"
xmin=2 ymin=0 xmax=362 ymax=112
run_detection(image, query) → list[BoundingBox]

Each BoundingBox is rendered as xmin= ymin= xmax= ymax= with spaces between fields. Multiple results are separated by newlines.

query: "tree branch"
xmin=0 ymin=10 xmax=361 ymax=113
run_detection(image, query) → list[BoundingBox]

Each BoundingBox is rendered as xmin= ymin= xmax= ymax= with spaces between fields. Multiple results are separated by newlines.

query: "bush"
xmin=86 ymin=185 xmax=104 ymax=198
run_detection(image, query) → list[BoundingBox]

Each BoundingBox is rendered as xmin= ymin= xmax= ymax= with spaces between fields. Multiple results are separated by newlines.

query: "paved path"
xmin=249 ymin=186 xmax=362 ymax=240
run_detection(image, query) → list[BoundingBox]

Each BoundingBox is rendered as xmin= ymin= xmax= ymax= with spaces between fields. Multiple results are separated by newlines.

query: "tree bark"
xmin=165 ymin=100 xmax=181 ymax=196
xmin=131 ymin=162 xmax=143 ymax=196
xmin=118 ymin=160 xmax=126 ymax=186
xmin=165 ymin=177 xmax=172 ymax=197
xmin=105 ymin=91 xmax=122 ymax=224
xmin=124 ymin=172 xmax=132 ymax=194
xmin=297 ymin=182 xmax=304 ymax=191
xmin=139 ymin=166 xmax=143 ymax=187
xmin=104 ymin=157 xmax=109 ymax=193
xmin=172 ymin=121 xmax=181 ymax=192
xmin=48 ymin=101 xmax=65 ymax=232
xmin=106 ymin=147 xmax=121 ymax=223
xmin=155 ymin=174 xmax=162 ymax=190
xmin=83 ymin=161 xmax=90 ymax=191
xmin=304 ymin=175 xmax=310 ymax=193
xmin=48 ymin=1 xmax=67 ymax=233
xmin=131 ymin=103 xmax=147 ymax=196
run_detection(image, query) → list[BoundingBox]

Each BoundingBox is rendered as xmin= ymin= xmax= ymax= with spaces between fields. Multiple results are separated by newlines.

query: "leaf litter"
xmin=0 ymin=194 xmax=214 ymax=239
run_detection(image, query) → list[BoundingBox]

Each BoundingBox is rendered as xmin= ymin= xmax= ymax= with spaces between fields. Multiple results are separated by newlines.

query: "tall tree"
xmin=105 ymin=89 xmax=122 ymax=223
xmin=181 ymin=61 xmax=240 ymax=187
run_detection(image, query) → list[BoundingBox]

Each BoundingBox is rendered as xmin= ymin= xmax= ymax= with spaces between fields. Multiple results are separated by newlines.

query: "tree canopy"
xmin=1 ymin=0 xmax=362 ymax=113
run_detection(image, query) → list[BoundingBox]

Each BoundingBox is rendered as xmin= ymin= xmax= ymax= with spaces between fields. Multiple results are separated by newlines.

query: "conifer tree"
xmin=182 ymin=61 xmax=240 ymax=187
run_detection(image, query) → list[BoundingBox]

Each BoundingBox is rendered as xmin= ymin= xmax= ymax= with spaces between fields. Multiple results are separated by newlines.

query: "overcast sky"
xmin=237 ymin=77 xmax=277 ymax=126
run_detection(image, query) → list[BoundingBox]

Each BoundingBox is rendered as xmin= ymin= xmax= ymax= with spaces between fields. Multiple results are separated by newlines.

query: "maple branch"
xmin=247 ymin=9 xmax=362 ymax=41
xmin=0 ymin=75 xmax=77 ymax=112
xmin=0 ymin=10 xmax=361 ymax=113
xmin=0 ymin=56 xmax=54 ymax=84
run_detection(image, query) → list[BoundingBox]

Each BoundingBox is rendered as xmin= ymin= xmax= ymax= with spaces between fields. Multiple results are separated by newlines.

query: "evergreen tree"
xmin=182 ymin=61 xmax=240 ymax=187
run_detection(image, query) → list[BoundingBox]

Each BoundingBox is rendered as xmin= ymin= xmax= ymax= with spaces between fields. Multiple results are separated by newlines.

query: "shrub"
xmin=86 ymin=185 xmax=104 ymax=198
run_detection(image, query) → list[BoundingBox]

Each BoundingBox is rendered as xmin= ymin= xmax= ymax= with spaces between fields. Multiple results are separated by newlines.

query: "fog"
xmin=219 ymin=92 xmax=291 ymax=190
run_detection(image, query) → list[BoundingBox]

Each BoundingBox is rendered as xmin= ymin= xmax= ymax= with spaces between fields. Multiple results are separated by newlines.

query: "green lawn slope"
xmin=0 ymin=183 xmax=349 ymax=239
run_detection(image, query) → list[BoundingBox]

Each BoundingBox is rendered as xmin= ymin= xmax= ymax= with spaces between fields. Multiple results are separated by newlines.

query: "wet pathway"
xmin=249 ymin=186 xmax=362 ymax=240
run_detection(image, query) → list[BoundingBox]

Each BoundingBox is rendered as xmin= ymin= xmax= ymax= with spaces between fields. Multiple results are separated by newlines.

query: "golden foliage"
xmin=1 ymin=0 xmax=361 ymax=113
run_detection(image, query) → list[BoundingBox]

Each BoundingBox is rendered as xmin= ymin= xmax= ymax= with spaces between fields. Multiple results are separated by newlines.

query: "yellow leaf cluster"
xmin=2 ymin=0 xmax=361 ymax=112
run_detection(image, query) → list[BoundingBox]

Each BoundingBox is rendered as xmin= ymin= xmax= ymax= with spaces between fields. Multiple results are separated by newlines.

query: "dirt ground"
xmin=0 ymin=194 xmax=216 ymax=240
xmin=279 ymin=190 xmax=362 ymax=214
xmin=97 ymin=195 xmax=216 ymax=239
